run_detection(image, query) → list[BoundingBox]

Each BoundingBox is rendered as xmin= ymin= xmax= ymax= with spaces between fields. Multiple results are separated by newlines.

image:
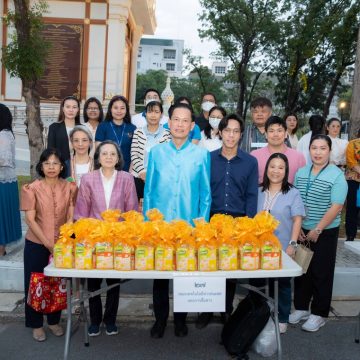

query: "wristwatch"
xmin=314 ymin=228 xmax=322 ymax=235
xmin=289 ymin=240 xmax=298 ymax=248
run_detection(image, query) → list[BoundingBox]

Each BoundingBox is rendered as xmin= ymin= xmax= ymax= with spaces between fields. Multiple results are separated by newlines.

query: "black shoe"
xmin=345 ymin=238 xmax=354 ymax=241
xmin=195 ymin=312 xmax=213 ymax=329
xmin=220 ymin=312 xmax=230 ymax=324
xmin=174 ymin=322 xmax=188 ymax=337
xmin=150 ymin=321 xmax=166 ymax=339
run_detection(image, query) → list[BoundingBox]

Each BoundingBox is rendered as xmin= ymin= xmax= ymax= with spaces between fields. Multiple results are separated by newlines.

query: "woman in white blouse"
xmin=130 ymin=101 xmax=171 ymax=199
xmin=199 ymin=106 xmax=226 ymax=152
xmin=326 ymin=117 xmax=348 ymax=167
xmin=69 ymin=126 xmax=94 ymax=187
xmin=285 ymin=113 xmax=299 ymax=149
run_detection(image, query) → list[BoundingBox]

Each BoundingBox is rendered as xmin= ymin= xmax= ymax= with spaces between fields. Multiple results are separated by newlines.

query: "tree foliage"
xmin=198 ymin=0 xmax=360 ymax=120
xmin=198 ymin=0 xmax=281 ymax=118
xmin=2 ymin=0 xmax=50 ymax=178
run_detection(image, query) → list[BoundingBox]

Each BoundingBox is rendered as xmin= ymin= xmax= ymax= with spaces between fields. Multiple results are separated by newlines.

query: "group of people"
xmin=0 ymin=89 xmax=356 ymax=344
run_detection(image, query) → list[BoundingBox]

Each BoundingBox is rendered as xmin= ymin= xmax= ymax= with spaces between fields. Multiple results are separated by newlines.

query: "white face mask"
xmin=201 ymin=101 xmax=215 ymax=112
xmin=209 ymin=117 xmax=221 ymax=129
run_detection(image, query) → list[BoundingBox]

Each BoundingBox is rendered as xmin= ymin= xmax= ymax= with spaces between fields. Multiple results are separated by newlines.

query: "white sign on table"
xmin=173 ymin=277 xmax=226 ymax=312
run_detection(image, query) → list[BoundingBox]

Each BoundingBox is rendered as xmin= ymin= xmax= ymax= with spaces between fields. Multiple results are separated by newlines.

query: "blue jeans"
xmin=271 ymin=277 xmax=292 ymax=323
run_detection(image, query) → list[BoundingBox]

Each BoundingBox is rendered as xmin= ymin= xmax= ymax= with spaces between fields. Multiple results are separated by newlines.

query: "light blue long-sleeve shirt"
xmin=143 ymin=140 xmax=211 ymax=224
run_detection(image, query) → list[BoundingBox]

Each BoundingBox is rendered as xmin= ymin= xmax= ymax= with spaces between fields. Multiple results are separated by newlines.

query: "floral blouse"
xmin=345 ymin=138 xmax=360 ymax=182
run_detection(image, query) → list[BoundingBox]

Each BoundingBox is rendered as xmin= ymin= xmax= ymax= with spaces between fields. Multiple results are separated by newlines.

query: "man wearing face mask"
xmin=131 ymin=89 xmax=168 ymax=128
xmin=199 ymin=106 xmax=226 ymax=151
xmin=195 ymin=93 xmax=217 ymax=132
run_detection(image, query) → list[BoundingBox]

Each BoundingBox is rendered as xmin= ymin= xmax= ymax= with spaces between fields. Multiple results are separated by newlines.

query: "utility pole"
xmin=349 ymin=27 xmax=360 ymax=140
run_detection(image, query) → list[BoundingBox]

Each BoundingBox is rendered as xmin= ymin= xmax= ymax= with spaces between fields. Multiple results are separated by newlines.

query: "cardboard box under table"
xmin=44 ymin=251 xmax=302 ymax=360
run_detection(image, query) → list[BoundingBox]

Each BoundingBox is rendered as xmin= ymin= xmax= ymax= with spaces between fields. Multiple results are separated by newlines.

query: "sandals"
xmin=33 ymin=328 xmax=46 ymax=342
xmin=48 ymin=324 xmax=64 ymax=337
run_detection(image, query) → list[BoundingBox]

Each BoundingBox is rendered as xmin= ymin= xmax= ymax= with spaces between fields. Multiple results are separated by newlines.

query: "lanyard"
xmin=110 ymin=122 xmax=125 ymax=149
xmin=305 ymin=164 xmax=329 ymax=200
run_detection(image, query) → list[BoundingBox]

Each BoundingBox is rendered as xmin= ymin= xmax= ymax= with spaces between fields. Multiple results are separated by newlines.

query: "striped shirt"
xmin=130 ymin=126 xmax=171 ymax=177
xmin=294 ymin=164 xmax=347 ymax=230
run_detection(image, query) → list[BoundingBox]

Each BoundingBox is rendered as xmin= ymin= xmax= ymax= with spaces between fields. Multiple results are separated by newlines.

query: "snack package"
xmin=176 ymin=246 xmax=197 ymax=271
xmin=75 ymin=242 xmax=94 ymax=270
xmin=198 ymin=246 xmax=217 ymax=271
xmin=135 ymin=245 xmax=154 ymax=270
xmin=259 ymin=233 xmax=282 ymax=270
xmin=218 ymin=245 xmax=238 ymax=270
xmin=114 ymin=243 xmax=134 ymax=271
xmin=155 ymin=246 xmax=175 ymax=271
xmin=239 ymin=235 xmax=260 ymax=270
xmin=54 ymin=242 xmax=73 ymax=269
xmin=95 ymin=242 xmax=114 ymax=269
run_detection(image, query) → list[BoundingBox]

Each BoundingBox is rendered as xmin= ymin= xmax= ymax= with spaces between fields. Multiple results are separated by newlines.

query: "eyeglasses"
xmin=43 ymin=162 xmax=61 ymax=167
xmin=87 ymin=107 xmax=99 ymax=111
xmin=222 ymin=128 xmax=241 ymax=135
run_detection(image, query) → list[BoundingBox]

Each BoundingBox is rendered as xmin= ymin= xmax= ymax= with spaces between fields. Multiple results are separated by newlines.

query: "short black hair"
xmin=83 ymin=97 xmax=104 ymax=123
xmin=265 ymin=116 xmax=287 ymax=132
xmin=219 ymin=113 xmax=244 ymax=133
xmin=36 ymin=148 xmax=67 ymax=178
xmin=326 ymin=117 xmax=341 ymax=128
xmin=201 ymin=92 xmax=217 ymax=103
xmin=261 ymin=153 xmax=293 ymax=194
xmin=174 ymin=96 xmax=194 ymax=113
xmin=308 ymin=115 xmax=325 ymax=135
xmin=94 ymin=140 xmax=124 ymax=171
xmin=145 ymin=101 xmax=163 ymax=114
xmin=309 ymin=134 xmax=332 ymax=151
xmin=284 ymin=113 xmax=299 ymax=134
xmin=250 ymin=97 xmax=272 ymax=109
xmin=168 ymin=103 xmax=193 ymax=120
xmin=144 ymin=88 xmax=160 ymax=99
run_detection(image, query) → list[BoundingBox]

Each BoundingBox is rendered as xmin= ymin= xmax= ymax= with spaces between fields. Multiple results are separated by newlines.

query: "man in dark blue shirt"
xmin=196 ymin=113 xmax=259 ymax=329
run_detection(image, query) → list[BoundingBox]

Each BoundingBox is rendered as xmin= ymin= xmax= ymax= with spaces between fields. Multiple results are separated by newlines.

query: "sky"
xmin=143 ymin=0 xmax=218 ymax=67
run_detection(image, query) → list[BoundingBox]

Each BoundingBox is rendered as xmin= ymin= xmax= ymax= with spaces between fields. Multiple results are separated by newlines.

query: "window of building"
xmin=163 ymin=49 xmax=176 ymax=59
xmin=215 ymin=66 xmax=226 ymax=74
xmin=138 ymin=47 xmax=142 ymax=58
xmin=166 ymin=63 xmax=175 ymax=71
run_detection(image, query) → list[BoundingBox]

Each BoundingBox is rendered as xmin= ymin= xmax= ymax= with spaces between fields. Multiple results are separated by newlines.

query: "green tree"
xmin=135 ymin=70 xmax=167 ymax=106
xmin=2 ymin=0 xmax=50 ymax=178
xmin=272 ymin=0 xmax=360 ymax=116
xmin=198 ymin=0 xmax=281 ymax=118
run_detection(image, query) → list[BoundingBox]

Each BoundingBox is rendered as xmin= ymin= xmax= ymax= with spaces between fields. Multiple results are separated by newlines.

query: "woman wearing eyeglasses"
xmin=21 ymin=148 xmax=77 ymax=342
xmin=83 ymin=97 xmax=104 ymax=157
xmin=74 ymin=140 xmax=138 ymax=337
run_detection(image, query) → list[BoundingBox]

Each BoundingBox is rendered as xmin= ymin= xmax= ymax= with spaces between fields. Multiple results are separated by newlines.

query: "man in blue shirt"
xmin=144 ymin=103 xmax=211 ymax=338
xmin=196 ymin=113 xmax=259 ymax=329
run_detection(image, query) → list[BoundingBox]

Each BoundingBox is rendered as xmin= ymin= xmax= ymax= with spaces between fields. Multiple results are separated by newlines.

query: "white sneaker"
xmin=288 ymin=310 xmax=310 ymax=324
xmin=301 ymin=314 xmax=325 ymax=332
xmin=279 ymin=323 xmax=288 ymax=334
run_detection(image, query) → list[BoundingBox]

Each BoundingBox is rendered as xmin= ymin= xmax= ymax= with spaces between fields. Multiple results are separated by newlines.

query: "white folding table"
xmin=344 ymin=241 xmax=360 ymax=344
xmin=44 ymin=252 xmax=302 ymax=360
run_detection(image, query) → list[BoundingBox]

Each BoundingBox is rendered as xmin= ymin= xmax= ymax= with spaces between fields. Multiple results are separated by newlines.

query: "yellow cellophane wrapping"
xmin=54 ymin=223 xmax=75 ymax=268
xmin=259 ymin=233 xmax=282 ymax=270
xmin=218 ymin=244 xmax=238 ymax=270
xmin=101 ymin=209 xmax=121 ymax=222
xmin=238 ymin=235 xmax=260 ymax=270
xmin=75 ymin=241 xmax=94 ymax=269
xmin=193 ymin=219 xmax=218 ymax=271
xmin=154 ymin=221 xmax=175 ymax=271
xmin=135 ymin=245 xmax=154 ymax=270
xmin=92 ymin=221 xmax=114 ymax=269
xmin=112 ymin=222 xmax=135 ymax=271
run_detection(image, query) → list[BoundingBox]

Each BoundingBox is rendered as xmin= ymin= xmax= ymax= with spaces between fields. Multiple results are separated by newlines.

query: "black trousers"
xmin=87 ymin=278 xmax=120 ymax=326
xmin=134 ymin=177 xmax=145 ymax=201
xmin=345 ymin=180 xmax=360 ymax=239
xmin=153 ymin=279 xmax=187 ymax=324
xmin=294 ymin=227 xmax=339 ymax=317
xmin=24 ymin=240 xmax=61 ymax=328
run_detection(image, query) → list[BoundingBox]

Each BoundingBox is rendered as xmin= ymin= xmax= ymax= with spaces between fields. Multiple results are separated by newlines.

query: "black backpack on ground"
xmin=221 ymin=292 xmax=271 ymax=359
